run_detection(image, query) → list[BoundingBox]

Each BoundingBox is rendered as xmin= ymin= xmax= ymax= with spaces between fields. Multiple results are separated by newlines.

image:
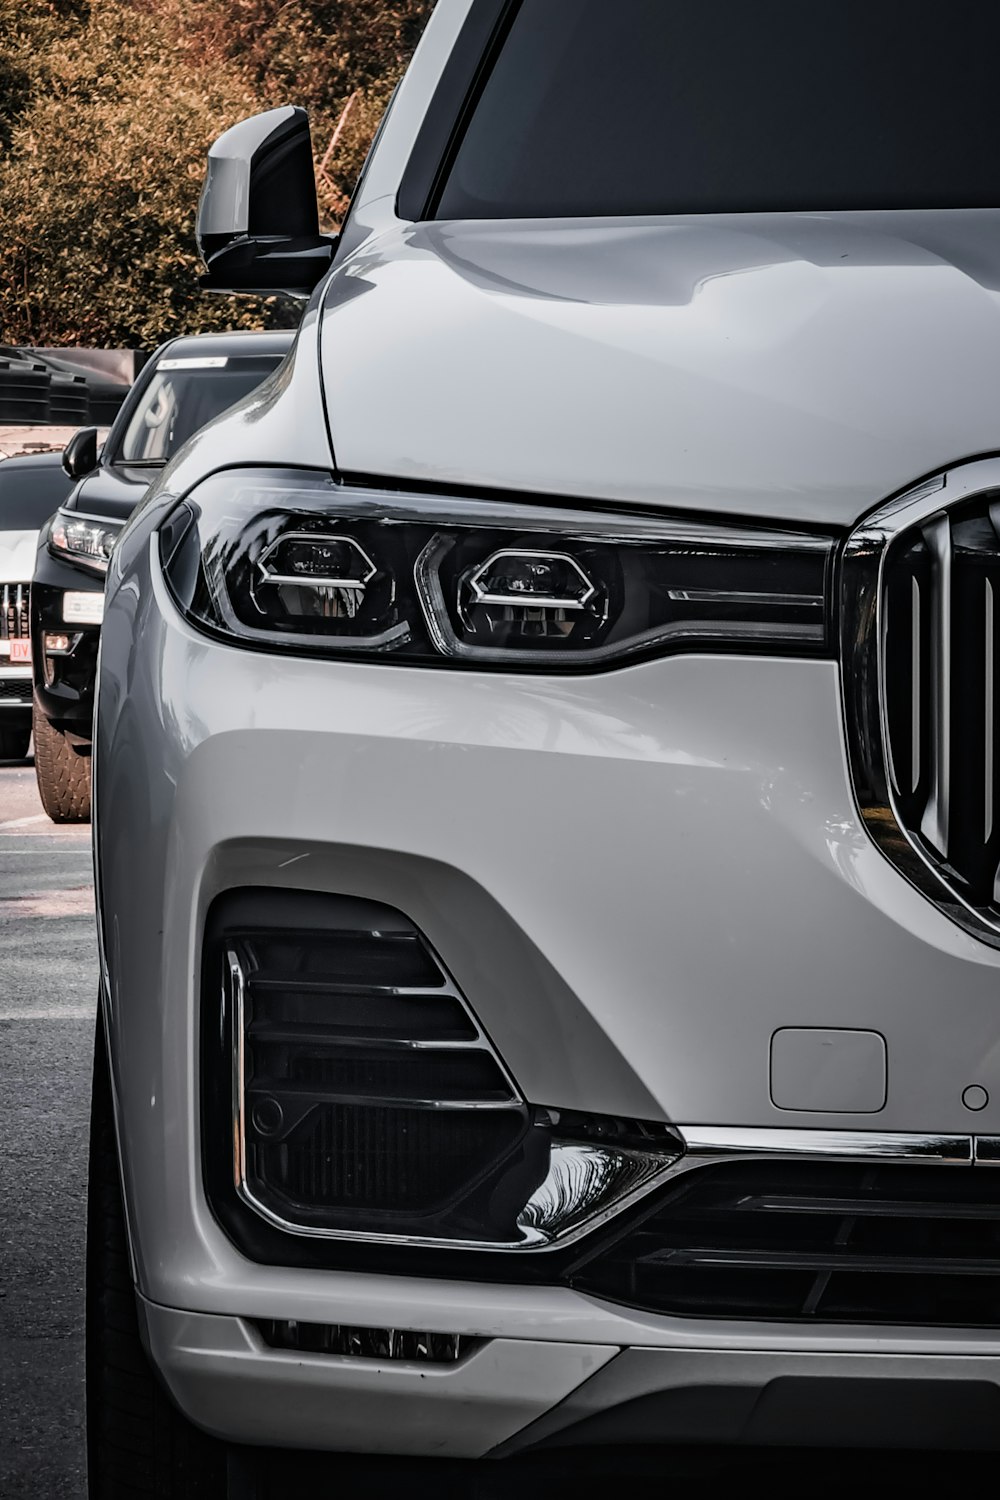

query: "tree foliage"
xmin=0 ymin=0 xmax=436 ymax=346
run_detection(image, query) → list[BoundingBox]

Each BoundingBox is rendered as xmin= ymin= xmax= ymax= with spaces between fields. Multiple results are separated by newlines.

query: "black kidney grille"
xmin=881 ymin=496 xmax=1000 ymax=912
xmin=571 ymin=1160 xmax=1000 ymax=1327
xmin=226 ymin=915 xmax=533 ymax=1237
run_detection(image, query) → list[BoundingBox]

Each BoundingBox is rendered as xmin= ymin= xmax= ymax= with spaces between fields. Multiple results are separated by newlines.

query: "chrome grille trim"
xmin=842 ymin=458 xmax=1000 ymax=948
xmin=1 ymin=583 xmax=30 ymax=641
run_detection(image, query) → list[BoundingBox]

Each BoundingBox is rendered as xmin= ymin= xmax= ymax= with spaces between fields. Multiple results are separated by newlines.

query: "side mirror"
xmin=62 ymin=425 xmax=99 ymax=479
xmin=197 ymin=106 xmax=337 ymax=298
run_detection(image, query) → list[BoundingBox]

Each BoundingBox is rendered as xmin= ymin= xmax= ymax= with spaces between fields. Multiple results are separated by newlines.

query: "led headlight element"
xmin=160 ymin=469 xmax=835 ymax=670
xmin=49 ymin=511 xmax=123 ymax=575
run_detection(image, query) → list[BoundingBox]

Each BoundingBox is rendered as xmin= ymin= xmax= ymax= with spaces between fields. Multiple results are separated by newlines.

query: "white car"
xmin=91 ymin=2 xmax=1000 ymax=1494
xmin=0 ymin=450 xmax=73 ymax=760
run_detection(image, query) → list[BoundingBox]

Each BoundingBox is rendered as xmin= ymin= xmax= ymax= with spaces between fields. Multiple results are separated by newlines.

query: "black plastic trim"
xmin=396 ymin=0 xmax=520 ymax=222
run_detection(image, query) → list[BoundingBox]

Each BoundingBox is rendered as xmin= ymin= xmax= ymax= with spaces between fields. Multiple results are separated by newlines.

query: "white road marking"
xmin=0 ymin=814 xmax=48 ymax=831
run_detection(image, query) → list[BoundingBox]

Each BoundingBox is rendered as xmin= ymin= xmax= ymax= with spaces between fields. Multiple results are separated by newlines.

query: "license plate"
xmin=9 ymin=639 xmax=31 ymax=664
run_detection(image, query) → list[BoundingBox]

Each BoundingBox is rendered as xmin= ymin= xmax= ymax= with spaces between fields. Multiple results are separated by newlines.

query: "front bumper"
xmin=141 ymin=1299 xmax=1000 ymax=1454
xmin=0 ymin=666 xmax=32 ymax=727
xmin=95 ymin=539 xmax=1000 ymax=1451
xmin=30 ymin=545 xmax=102 ymax=739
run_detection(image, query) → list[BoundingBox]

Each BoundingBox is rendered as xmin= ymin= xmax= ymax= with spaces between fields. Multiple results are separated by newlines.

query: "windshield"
xmin=437 ymin=0 xmax=1000 ymax=218
xmin=0 ymin=462 xmax=73 ymax=530
xmin=116 ymin=357 xmax=281 ymax=464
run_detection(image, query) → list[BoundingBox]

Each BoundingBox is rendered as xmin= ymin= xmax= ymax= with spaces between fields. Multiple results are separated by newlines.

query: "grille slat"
xmin=876 ymin=494 xmax=1000 ymax=918
xmin=572 ymin=1160 xmax=1000 ymax=1326
xmin=1 ymin=583 xmax=29 ymax=642
xmin=918 ymin=514 xmax=951 ymax=856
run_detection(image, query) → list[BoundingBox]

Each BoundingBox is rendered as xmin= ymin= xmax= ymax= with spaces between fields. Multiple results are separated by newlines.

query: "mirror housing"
xmin=197 ymin=107 xmax=337 ymax=298
xmin=62 ymin=426 xmax=99 ymax=479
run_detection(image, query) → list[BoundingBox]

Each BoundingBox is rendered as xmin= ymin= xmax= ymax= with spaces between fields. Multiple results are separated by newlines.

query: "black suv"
xmin=31 ymin=329 xmax=293 ymax=818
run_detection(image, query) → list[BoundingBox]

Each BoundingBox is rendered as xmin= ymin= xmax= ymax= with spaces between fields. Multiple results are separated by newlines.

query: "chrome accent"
xmin=987 ymin=579 xmax=995 ymax=841
xmin=919 ymin=514 xmax=951 ymax=855
xmin=678 ymin=1126 xmax=972 ymax=1165
xmin=257 ymin=531 xmax=377 ymax=590
xmin=227 ymin=942 xmax=680 ymax=1252
xmin=842 ymin=457 xmax=1000 ymax=948
xmin=911 ymin=574 xmax=921 ymax=794
xmin=0 ymin=583 xmax=29 ymax=641
xmin=666 ymin=589 xmax=823 ymax=608
xmin=467 ymin=548 xmax=596 ymax=611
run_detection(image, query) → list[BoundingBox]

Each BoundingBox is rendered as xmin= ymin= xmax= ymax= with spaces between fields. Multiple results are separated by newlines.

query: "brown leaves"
xmin=0 ymin=0 xmax=436 ymax=345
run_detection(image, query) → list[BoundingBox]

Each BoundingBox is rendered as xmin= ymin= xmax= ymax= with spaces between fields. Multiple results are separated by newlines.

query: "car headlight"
xmin=159 ymin=469 xmax=836 ymax=669
xmin=48 ymin=511 xmax=123 ymax=575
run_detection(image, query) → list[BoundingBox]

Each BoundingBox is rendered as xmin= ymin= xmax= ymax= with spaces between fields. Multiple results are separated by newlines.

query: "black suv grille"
xmin=572 ymin=1160 xmax=1000 ymax=1327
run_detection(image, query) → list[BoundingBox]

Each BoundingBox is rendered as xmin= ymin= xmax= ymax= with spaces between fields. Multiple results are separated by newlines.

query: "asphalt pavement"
xmin=0 ymin=752 xmax=93 ymax=1498
xmin=1 ymin=750 xmax=997 ymax=1498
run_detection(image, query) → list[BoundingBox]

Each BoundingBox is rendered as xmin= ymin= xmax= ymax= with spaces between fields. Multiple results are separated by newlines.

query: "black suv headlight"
xmin=160 ymin=468 xmax=835 ymax=669
xmin=49 ymin=510 xmax=123 ymax=575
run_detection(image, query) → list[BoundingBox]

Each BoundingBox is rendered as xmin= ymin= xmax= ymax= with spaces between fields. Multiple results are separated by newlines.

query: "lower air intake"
xmin=572 ymin=1159 xmax=1000 ymax=1328
xmin=217 ymin=891 xmax=545 ymax=1243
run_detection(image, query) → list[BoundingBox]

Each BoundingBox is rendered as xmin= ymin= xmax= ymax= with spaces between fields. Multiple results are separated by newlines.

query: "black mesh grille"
xmin=257 ymin=1103 xmax=525 ymax=1213
xmin=0 ymin=678 xmax=31 ymax=704
xmin=572 ymin=1160 xmax=1000 ymax=1327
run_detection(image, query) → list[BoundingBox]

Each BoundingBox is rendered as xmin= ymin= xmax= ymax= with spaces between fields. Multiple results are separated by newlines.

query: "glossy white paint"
xmin=320 ymin=211 xmax=1000 ymax=524
xmin=92 ymin=0 xmax=1000 ymax=1456
xmin=142 ymin=1302 xmax=616 ymax=1457
xmin=90 ymin=546 xmax=1000 ymax=1349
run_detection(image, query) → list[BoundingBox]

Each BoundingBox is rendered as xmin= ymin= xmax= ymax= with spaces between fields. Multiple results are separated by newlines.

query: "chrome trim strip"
xmin=919 ymin=514 xmax=951 ymax=855
xmin=841 ymin=457 xmax=1000 ymax=949
xmin=912 ymin=573 xmax=921 ymax=795
xmin=678 ymin=1126 xmax=972 ymax=1165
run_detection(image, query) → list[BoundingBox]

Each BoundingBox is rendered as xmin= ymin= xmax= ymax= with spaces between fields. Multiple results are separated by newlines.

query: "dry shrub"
xmin=0 ymin=0 xmax=436 ymax=345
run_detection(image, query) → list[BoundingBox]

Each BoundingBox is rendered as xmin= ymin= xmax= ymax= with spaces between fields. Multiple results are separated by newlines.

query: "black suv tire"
xmin=0 ymin=724 xmax=30 ymax=761
xmin=87 ymin=1013 xmax=228 ymax=1498
xmin=32 ymin=698 xmax=91 ymax=821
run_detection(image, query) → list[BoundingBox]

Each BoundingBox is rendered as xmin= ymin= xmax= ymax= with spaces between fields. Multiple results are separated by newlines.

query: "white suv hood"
xmin=320 ymin=210 xmax=1000 ymax=527
xmin=0 ymin=530 xmax=39 ymax=583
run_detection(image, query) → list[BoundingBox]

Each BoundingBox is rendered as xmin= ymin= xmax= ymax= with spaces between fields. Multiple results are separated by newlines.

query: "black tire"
xmin=0 ymin=723 xmax=31 ymax=761
xmin=32 ymin=698 xmax=91 ymax=821
xmin=87 ymin=1012 xmax=228 ymax=1499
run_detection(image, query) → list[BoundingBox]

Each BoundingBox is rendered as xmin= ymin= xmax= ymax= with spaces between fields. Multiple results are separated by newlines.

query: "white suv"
xmin=90 ymin=2 xmax=1000 ymax=1493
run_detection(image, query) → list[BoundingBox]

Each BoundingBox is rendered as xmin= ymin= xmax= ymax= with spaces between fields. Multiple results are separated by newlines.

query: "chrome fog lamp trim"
xmin=224 ymin=946 xmax=679 ymax=1253
xmin=514 ymin=1140 xmax=680 ymax=1248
